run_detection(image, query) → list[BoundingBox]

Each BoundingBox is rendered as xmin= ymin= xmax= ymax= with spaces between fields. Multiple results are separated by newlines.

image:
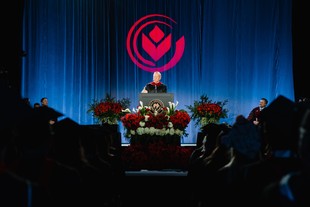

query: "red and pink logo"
xmin=126 ymin=14 xmax=185 ymax=72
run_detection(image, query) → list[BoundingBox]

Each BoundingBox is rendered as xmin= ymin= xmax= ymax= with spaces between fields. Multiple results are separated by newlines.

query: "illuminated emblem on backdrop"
xmin=126 ymin=14 xmax=185 ymax=72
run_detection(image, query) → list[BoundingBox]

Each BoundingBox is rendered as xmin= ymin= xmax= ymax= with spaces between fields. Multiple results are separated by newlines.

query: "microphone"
xmin=155 ymin=85 xmax=157 ymax=93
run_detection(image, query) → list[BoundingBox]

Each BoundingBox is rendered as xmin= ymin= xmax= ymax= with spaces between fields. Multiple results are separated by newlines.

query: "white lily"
xmin=168 ymin=101 xmax=179 ymax=111
xmin=139 ymin=101 xmax=144 ymax=107
xmin=175 ymin=101 xmax=179 ymax=107
xmin=122 ymin=108 xmax=131 ymax=113
xmin=168 ymin=101 xmax=173 ymax=110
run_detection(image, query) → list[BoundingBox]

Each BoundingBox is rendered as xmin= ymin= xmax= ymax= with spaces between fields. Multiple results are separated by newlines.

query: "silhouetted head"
xmin=260 ymin=95 xmax=299 ymax=152
xmin=221 ymin=115 xmax=261 ymax=160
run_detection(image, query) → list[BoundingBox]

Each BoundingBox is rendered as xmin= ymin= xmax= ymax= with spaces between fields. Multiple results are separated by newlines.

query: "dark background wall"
xmin=0 ymin=0 xmax=24 ymax=91
xmin=292 ymin=0 xmax=308 ymax=100
xmin=1 ymin=0 xmax=308 ymax=100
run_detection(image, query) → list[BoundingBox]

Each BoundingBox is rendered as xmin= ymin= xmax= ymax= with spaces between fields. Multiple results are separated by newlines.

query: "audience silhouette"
xmin=260 ymin=105 xmax=310 ymax=206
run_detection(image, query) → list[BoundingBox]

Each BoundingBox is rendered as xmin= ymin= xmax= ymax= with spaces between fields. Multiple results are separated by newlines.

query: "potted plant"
xmin=186 ymin=94 xmax=228 ymax=131
xmin=87 ymin=93 xmax=131 ymax=130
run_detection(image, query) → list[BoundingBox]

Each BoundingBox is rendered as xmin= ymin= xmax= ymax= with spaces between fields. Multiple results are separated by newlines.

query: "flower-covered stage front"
xmin=119 ymin=101 xmax=194 ymax=170
xmin=121 ymin=141 xmax=194 ymax=170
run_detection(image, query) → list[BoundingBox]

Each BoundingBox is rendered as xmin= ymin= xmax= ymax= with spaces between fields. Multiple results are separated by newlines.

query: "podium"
xmin=139 ymin=93 xmax=174 ymax=108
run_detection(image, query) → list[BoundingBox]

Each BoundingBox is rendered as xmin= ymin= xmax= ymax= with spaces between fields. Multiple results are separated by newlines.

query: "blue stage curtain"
xmin=21 ymin=0 xmax=294 ymax=144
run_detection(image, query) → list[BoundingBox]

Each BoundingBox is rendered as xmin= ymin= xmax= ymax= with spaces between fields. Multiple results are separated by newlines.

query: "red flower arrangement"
xmin=87 ymin=93 xmax=131 ymax=125
xmin=186 ymin=94 xmax=228 ymax=129
xmin=121 ymin=101 xmax=191 ymax=139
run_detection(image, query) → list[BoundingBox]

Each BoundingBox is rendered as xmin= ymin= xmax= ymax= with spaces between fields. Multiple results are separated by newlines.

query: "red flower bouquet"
xmin=88 ymin=93 xmax=131 ymax=124
xmin=186 ymin=94 xmax=228 ymax=129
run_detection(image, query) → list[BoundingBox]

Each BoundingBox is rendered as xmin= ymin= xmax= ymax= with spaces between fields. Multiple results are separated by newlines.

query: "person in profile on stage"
xmin=141 ymin=71 xmax=167 ymax=93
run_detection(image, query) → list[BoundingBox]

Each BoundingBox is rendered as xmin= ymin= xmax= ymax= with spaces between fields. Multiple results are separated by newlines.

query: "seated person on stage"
xmin=247 ymin=97 xmax=268 ymax=126
xmin=141 ymin=71 xmax=167 ymax=93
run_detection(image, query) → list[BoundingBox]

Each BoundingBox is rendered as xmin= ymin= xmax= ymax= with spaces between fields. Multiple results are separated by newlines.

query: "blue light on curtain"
xmin=21 ymin=0 xmax=294 ymax=144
